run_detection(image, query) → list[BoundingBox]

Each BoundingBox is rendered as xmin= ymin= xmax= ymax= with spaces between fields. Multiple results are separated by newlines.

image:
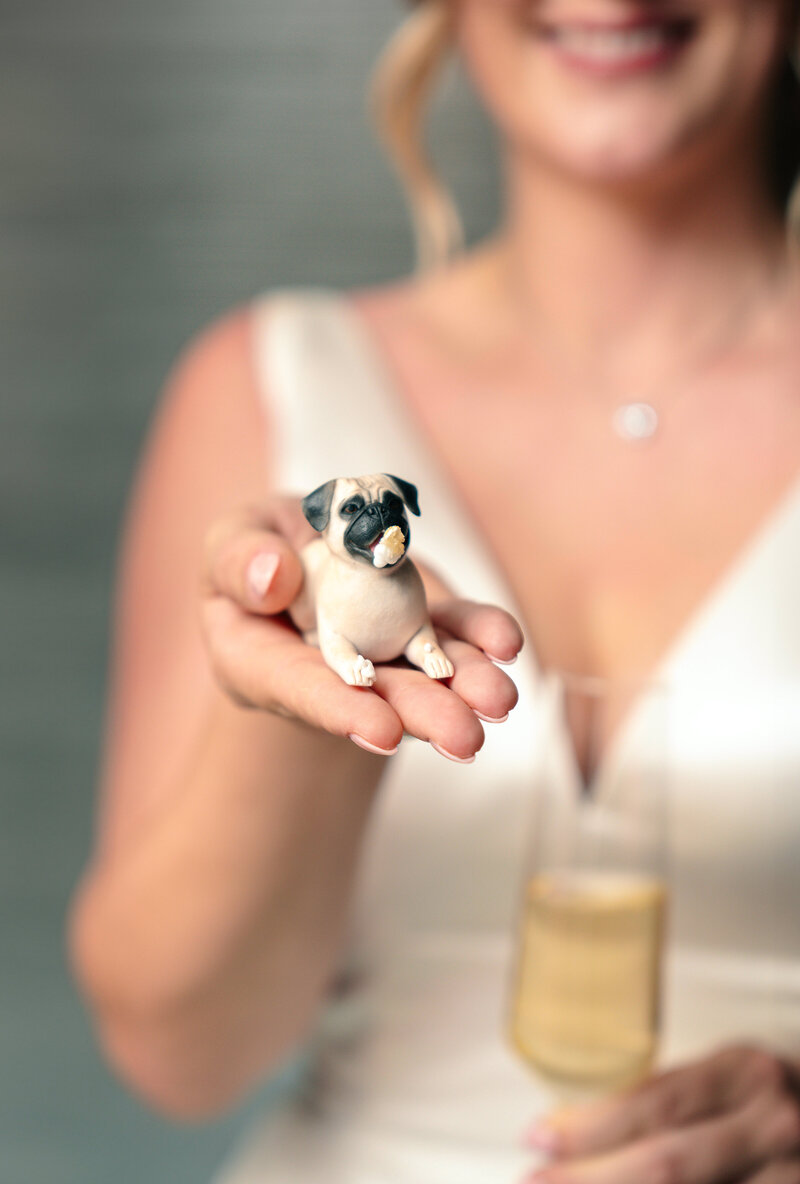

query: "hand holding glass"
xmin=508 ymin=674 xmax=669 ymax=1093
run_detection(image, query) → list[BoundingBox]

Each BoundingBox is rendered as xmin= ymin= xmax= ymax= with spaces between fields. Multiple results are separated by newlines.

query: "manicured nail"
xmin=248 ymin=552 xmax=280 ymax=600
xmin=348 ymin=734 xmax=399 ymax=757
xmin=431 ymin=743 xmax=476 ymax=764
xmin=474 ymin=710 xmax=509 ymax=724
xmin=486 ymin=652 xmax=518 ymax=666
xmin=523 ymin=1122 xmax=561 ymax=1154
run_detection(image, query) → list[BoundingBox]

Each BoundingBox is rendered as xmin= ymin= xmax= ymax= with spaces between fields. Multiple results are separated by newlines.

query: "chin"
xmin=457 ymin=0 xmax=789 ymax=192
xmin=526 ymin=106 xmax=712 ymax=189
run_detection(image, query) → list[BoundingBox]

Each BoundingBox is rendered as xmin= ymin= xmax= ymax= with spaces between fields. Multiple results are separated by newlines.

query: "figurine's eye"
xmin=340 ymin=499 xmax=363 ymax=517
xmin=383 ymin=492 xmax=403 ymax=513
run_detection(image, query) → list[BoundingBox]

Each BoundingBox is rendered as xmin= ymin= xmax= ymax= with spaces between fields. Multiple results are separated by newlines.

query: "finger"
xmin=528 ymin=1047 xmax=786 ymax=1159
xmin=527 ymin=1092 xmax=800 ymax=1184
xmin=442 ymin=637 xmax=519 ymax=722
xmin=413 ymin=561 xmax=523 ymax=663
xmin=203 ymin=597 xmax=403 ymax=752
xmin=206 ymin=498 xmax=316 ymax=558
xmin=246 ymin=494 xmax=318 ymax=550
xmin=430 ymin=598 xmax=524 ymax=664
xmin=413 ymin=559 xmax=455 ymax=603
xmin=744 ymin=1159 xmax=800 ymax=1184
xmin=371 ymin=663 xmax=486 ymax=762
xmin=526 ymin=1068 xmax=723 ymax=1159
xmin=203 ymin=512 xmax=305 ymax=614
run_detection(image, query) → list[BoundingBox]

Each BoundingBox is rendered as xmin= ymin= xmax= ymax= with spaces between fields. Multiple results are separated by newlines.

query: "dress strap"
xmin=251 ymin=288 xmax=406 ymax=492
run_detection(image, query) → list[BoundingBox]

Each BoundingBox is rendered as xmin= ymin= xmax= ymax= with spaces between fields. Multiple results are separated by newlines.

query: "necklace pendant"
xmin=613 ymin=402 xmax=659 ymax=442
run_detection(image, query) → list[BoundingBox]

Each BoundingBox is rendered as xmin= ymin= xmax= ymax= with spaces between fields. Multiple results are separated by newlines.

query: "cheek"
xmin=455 ymin=0 xmax=790 ymax=181
xmin=455 ymin=1 xmax=560 ymax=158
xmin=455 ymin=2 xmax=535 ymax=121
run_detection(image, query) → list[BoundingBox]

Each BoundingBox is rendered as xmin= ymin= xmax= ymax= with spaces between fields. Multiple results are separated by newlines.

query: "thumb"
xmin=203 ymin=512 xmax=304 ymax=615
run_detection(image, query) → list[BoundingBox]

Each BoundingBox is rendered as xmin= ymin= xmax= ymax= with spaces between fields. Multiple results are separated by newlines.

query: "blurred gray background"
xmin=0 ymin=1 xmax=499 ymax=1181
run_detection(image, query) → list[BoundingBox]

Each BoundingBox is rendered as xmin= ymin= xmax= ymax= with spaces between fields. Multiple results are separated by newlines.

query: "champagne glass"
xmin=508 ymin=672 xmax=670 ymax=1097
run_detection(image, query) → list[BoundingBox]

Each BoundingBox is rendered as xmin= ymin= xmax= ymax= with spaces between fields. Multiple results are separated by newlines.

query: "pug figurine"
xmin=289 ymin=474 xmax=455 ymax=687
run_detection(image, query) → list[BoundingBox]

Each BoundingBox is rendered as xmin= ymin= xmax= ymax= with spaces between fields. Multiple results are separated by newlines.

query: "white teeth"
xmin=550 ymin=25 xmax=672 ymax=62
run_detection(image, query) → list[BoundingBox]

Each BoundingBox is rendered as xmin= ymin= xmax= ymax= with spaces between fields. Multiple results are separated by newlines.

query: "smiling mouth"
xmin=533 ymin=15 xmax=696 ymax=74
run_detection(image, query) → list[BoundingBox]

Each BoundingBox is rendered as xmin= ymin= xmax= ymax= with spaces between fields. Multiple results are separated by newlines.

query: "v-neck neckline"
xmin=329 ymin=290 xmax=800 ymax=782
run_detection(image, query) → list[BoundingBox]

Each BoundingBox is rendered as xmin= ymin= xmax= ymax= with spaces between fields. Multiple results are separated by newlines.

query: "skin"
xmin=422 ymin=2 xmax=799 ymax=1180
xmin=455 ymin=0 xmax=791 ymax=188
xmin=68 ymin=0 xmax=800 ymax=1160
xmin=522 ymin=1045 xmax=800 ymax=1184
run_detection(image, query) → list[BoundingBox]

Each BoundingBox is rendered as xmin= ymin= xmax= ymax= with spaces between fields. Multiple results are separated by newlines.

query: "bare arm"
xmin=67 ymin=303 xmax=523 ymax=1120
xmin=67 ymin=309 xmax=387 ymax=1118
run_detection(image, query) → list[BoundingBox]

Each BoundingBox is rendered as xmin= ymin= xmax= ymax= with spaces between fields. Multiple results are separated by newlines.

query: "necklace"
xmin=605 ymin=283 xmax=764 ymax=444
xmin=612 ymin=402 xmax=660 ymax=442
xmin=532 ymin=259 xmax=790 ymax=446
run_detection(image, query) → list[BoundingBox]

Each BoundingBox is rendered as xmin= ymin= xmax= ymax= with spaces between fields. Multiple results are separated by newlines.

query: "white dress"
xmin=213 ymin=289 xmax=800 ymax=1184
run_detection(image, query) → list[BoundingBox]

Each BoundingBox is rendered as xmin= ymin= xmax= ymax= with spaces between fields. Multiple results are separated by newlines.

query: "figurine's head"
xmin=302 ymin=474 xmax=420 ymax=568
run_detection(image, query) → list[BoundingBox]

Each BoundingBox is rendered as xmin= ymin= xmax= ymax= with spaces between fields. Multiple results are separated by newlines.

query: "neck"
xmin=489 ymin=134 xmax=790 ymax=389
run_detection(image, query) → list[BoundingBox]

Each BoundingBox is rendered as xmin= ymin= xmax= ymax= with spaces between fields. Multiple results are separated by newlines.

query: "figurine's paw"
xmin=422 ymin=644 xmax=455 ymax=681
xmin=340 ymin=654 xmax=376 ymax=687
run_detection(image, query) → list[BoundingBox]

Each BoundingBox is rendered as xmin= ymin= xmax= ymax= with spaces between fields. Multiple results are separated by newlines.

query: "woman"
xmin=69 ymin=2 xmax=800 ymax=1182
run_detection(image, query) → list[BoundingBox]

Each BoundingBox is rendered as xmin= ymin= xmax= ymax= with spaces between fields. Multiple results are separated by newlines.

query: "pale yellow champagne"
xmin=509 ymin=871 xmax=667 ymax=1088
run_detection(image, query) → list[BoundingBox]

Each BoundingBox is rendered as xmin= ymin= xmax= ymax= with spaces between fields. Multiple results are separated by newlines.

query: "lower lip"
xmin=539 ymin=24 xmax=692 ymax=79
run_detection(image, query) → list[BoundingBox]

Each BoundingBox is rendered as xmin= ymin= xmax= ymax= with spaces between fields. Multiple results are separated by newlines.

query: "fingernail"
xmin=474 ymin=710 xmax=509 ymax=724
xmin=487 ymin=652 xmax=518 ymax=666
xmin=348 ymin=734 xmax=399 ymax=757
xmin=523 ymin=1122 xmax=561 ymax=1154
xmin=431 ymin=743 xmax=476 ymax=764
xmin=248 ymin=552 xmax=280 ymax=600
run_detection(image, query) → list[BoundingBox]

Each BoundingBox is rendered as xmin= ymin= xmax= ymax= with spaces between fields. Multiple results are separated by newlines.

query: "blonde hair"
xmin=787 ymin=40 xmax=800 ymax=251
xmin=370 ymin=1 xmax=463 ymax=271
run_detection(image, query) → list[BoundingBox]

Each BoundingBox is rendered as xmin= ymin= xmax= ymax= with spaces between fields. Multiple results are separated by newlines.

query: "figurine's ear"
xmin=386 ymin=475 xmax=420 ymax=517
xmin=302 ymin=479 xmax=337 ymax=532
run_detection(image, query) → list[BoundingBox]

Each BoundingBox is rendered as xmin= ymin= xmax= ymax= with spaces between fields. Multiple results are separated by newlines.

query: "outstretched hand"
xmin=201 ymin=497 xmax=523 ymax=762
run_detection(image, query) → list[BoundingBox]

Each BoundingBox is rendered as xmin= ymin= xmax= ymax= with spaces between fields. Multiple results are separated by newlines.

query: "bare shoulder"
xmin=96 ymin=301 xmax=273 ymax=848
xmin=123 ymin=300 xmax=273 ymax=569
xmin=116 ymin=299 xmax=273 ymax=601
xmin=153 ymin=302 xmax=271 ymax=480
xmin=124 ymin=299 xmax=276 ymax=567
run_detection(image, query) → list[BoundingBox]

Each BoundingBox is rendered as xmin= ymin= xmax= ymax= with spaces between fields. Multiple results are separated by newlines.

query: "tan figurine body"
xmin=289 ymin=474 xmax=454 ymax=687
